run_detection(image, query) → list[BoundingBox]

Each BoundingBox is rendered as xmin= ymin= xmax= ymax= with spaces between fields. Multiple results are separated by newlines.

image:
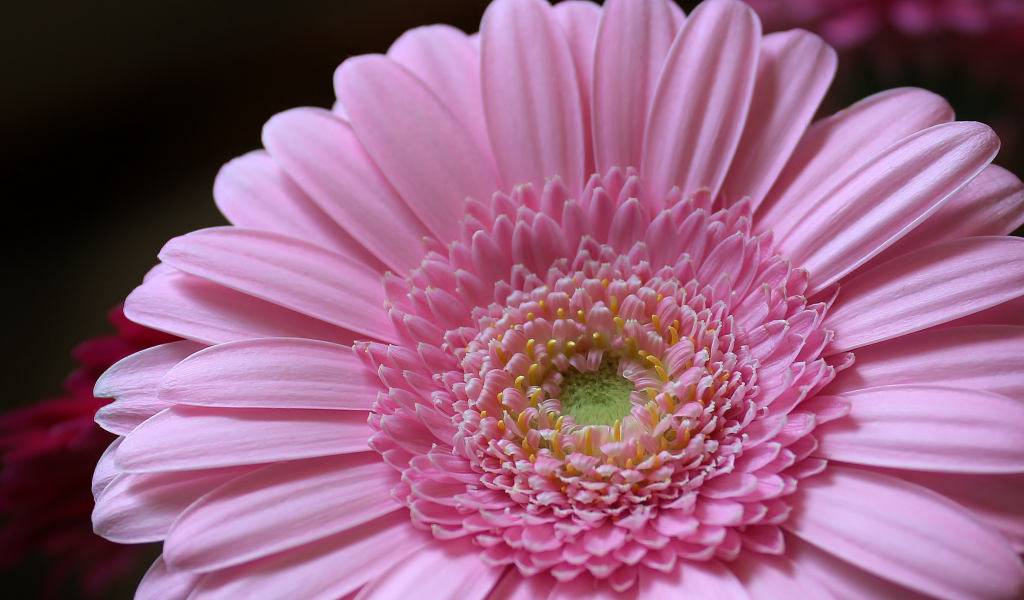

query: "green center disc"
xmin=558 ymin=358 xmax=635 ymax=426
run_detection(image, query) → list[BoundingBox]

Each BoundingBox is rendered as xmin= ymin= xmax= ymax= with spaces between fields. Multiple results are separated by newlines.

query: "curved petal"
xmin=826 ymin=325 xmax=1024 ymax=399
xmin=825 ymin=237 xmax=1024 ymax=352
xmin=92 ymin=438 xmax=122 ymax=500
xmin=815 ymin=385 xmax=1024 ymax=473
xmin=730 ymin=551 xmax=837 ymax=600
xmin=640 ymin=559 xmax=752 ymax=598
xmin=158 ymin=227 xmax=396 ymax=344
xmin=775 ymin=121 xmax=999 ymax=294
xmin=336 ymin=55 xmax=500 ymax=244
xmin=135 ymin=556 xmax=202 ymax=600
xmin=481 ymin=0 xmax=585 ymax=197
xmin=592 ymin=0 xmax=681 ymax=174
xmin=865 ymin=163 xmax=1024 ymax=269
xmin=115 ymin=405 xmax=372 ymax=472
xmin=124 ymin=269 xmax=359 ymax=347
xmin=213 ymin=150 xmax=380 ymax=265
xmin=387 ymin=25 xmax=495 ymax=174
xmin=262 ymin=108 xmax=430 ymax=273
xmin=552 ymin=0 xmax=603 ymax=179
xmin=190 ymin=513 xmax=431 ymax=600
xmin=159 ymin=338 xmax=380 ymax=410
xmin=720 ymin=30 xmax=836 ymax=209
xmin=93 ymin=465 xmax=253 ymax=544
xmin=94 ymin=340 xmax=204 ymax=435
xmin=642 ymin=0 xmax=760 ymax=205
xmin=756 ymin=88 xmax=954 ymax=237
xmin=165 ymin=454 xmax=400 ymax=572
xmin=787 ymin=466 xmax=1024 ymax=600
xmin=549 ymin=573 xmax=637 ymax=599
xmin=355 ymin=540 xmax=506 ymax=600
xmin=486 ymin=570 xmax=556 ymax=600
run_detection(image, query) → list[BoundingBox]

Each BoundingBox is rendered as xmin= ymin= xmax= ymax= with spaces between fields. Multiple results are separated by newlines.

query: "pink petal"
xmin=93 ymin=466 xmax=253 ymax=544
xmin=213 ymin=150 xmax=381 ymax=266
xmin=640 ymin=559 xmax=751 ymax=598
xmin=825 ymin=237 xmax=1024 ymax=352
xmin=355 ymin=540 xmax=506 ymax=600
xmin=262 ymin=107 xmax=430 ymax=273
xmin=386 ymin=25 xmax=495 ymax=174
xmin=165 ymin=454 xmax=399 ymax=572
xmin=775 ymin=122 xmax=999 ymax=294
xmin=481 ymin=0 xmax=585 ymax=197
xmin=788 ymin=466 xmax=1024 ymax=600
xmin=859 ymin=163 xmax=1024 ymax=269
xmin=815 ymin=385 xmax=1024 ymax=473
xmin=756 ymin=88 xmax=954 ymax=238
xmin=719 ymin=30 xmax=836 ymax=209
xmin=159 ymin=227 xmax=396 ymax=344
xmin=550 ymin=573 xmax=638 ymax=599
xmin=826 ymin=325 xmax=1024 ymax=399
xmin=786 ymin=534 xmax=933 ymax=600
xmin=552 ymin=0 xmax=602 ymax=178
xmin=592 ymin=0 xmax=681 ymax=174
xmin=730 ymin=552 xmax=837 ymax=599
xmin=135 ymin=556 xmax=202 ymax=600
xmin=125 ymin=269 xmax=359 ymax=346
xmin=336 ymin=55 xmax=499 ymax=244
xmin=92 ymin=439 xmax=122 ymax=499
xmin=116 ymin=405 xmax=372 ymax=472
xmin=487 ymin=570 xmax=557 ymax=600
xmin=94 ymin=340 xmax=204 ymax=435
xmin=190 ymin=513 xmax=431 ymax=600
xmin=159 ymin=338 xmax=380 ymax=410
xmin=642 ymin=0 xmax=760 ymax=204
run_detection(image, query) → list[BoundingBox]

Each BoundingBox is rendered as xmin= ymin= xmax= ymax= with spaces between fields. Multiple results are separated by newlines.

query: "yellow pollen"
xmin=539 ymin=300 xmax=547 ymax=313
xmin=672 ymin=319 xmax=680 ymax=331
xmin=638 ymin=350 xmax=648 ymax=359
xmin=528 ymin=363 xmax=540 ymax=386
xmin=518 ymin=412 xmax=528 ymax=431
xmin=680 ymin=428 xmax=691 ymax=447
xmin=614 ymin=316 xmax=625 ymax=330
xmin=552 ymin=431 xmax=563 ymax=457
xmin=522 ymin=439 xmax=533 ymax=453
xmin=557 ymin=308 xmax=566 ymax=319
xmin=530 ymin=388 xmax=543 ymax=407
xmin=666 ymin=392 xmax=676 ymax=413
xmin=566 ymin=341 xmax=577 ymax=355
xmin=645 ymin=355 xmax=663 ymax=368
xmin=515 ymin=376 xmax=525 ymax=391
xmin=592 ymin=332 xmax=605 ymax=347
xmin=529 ymin=453 xmax=536 ymax=463
xmin=546 ymin=340 xmax=557 ymax=356
xmin=577 ymin=310 xmax=587 ymax=323
xmin=479 ymin=411 xmax=488 ymax=419
xmin=625 ymin=458 xmax=634 ymax=469
xmin=495 ymin=346 xmax=507 ymax=365
xmin=601 ymin=279 xmax=610 ymax=287
xmin=497 ymin=332 xmax=504 ymax=342
xmin=526 ymin=312 xmax=535 ymax=321
xmin=669 ymin=326 xmax=679 ymax=346
xmin=555 ymin=415 xmax=564 ymax=430
xmin=646 ymin=388 xmax=658 ymax=401
xmin=610 ymin=296 xmax=619 ymax=315
xmin=526 ymin=339 xmax=536 ymax=360
xmin=498 ymin=420 xmax=506 ymax=432
xmin=657 ymin=294 xmax=663 ymax=302
xmin=655 ymin=365 xmax=669 ymax=382
xmin=652 ymin=314 xmax=661 ymax=331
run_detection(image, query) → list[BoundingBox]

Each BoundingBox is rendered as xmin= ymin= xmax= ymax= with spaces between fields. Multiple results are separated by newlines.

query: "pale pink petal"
xmin=890 ymin=470 xmax=1024 ymax=550
xmin=788 ymin=466 xmax=1024 ymax=600
xmin=336 ymin=55 xmax=500 ymax=244
xmin=826 ymin=325 xmax=1024 ymax=398
xmin=124 ymin=269 xmax=359 ymax=346
xmin=825 ymin=237 xmax=1024 ymax=352
xmin=92 ymin=438 xmax=122 ymax=500
xmin=815 ymin=385 xmax=1024 ymax=473
xmin=190 ymin=513 xmax=431 ymax=600
xmin=859 ymin=163 xmax=1024 ymax=269
xmin=775 ymin=122 xmax=999 ymax=294
xmin=486 ymin=570 xmax=556 ymax=600
xmin=642 ymin=0 xmax=760 ymax=204
xmin=355 ymin=540 xmax=506 ymax=600
xmin=592 ymin=0 xmax=681 ymax=174
xmin=165 ymin=454 xmax=400 ymax=572
xmin=785 ymin=534 xmax=933 ymax=600
xmin=640 ymin=559 xmax=752 ymax=598
xmin=481 ymin=0 xmax=585 ymax=197
xmin=720 ymin=30 xmax=836 ymax=209
xmin=158 ymin=227 xmax=396 ymax=344
xmin=115 ymin=405 xmax=372 ymax=472
xmin=756 ymin=88 xmax=954 ymax=237
xmin=387 ymin=25 xmax=496 ymax=174
xmin=158 ymin=338 xmax=380 ymax=410
xmin=93 ymin=466 xmax=253 ymax=544
xmin=262 ymin=107 xmax=430 ymax=273
xmin=213 ymin=150 xmax=381 ymax=266
xmin=94 ymin=340 xmax=204 ymax=435
xmin=552 ymin=0 xmax=602 ymax=178
xmin=730 ymin=552 xmax=837 ymax=600
xmin=550 ymin=573 xmax=638 ymax=599
xmin=135 ymin=556 xmax=202 ymax=600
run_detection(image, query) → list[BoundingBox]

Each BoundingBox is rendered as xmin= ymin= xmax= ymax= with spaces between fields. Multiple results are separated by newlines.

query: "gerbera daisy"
xmin=92 ymin=0 xmax=1024 ymax=598
xmin=0 ymin=305 xmax=174 ymax=598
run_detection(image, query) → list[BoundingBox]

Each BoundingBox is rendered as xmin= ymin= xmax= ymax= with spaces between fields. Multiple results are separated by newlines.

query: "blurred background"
xmin=1 ymin=0 xmax=1021 ymax=597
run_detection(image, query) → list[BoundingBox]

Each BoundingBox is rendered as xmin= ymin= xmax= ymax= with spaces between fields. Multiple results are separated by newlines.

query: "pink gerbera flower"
xmin=0 ymin=305 xmax=174 ymax=598
xmin=92 ymin=0 xmax=1024 ymax=598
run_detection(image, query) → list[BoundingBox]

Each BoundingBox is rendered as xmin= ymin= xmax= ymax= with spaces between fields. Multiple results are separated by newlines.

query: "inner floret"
xmin=558 ymin=358 xmax=634 ymax=426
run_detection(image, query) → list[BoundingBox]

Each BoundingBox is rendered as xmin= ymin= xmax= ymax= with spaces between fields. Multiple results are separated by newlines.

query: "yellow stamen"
xmin=657 ymin=294 xmax=663 ymax=302
xmin=652 ymin=314 xmax=661 ymax=331
xmin=655 ymin=365 xmax=669 ymax=382
xmin=552 ymin=431 xmax=563 ymax=458
xmin=613 ymin=316 xmax=625 ymax=330
xmin=665 ymin=392 xmax=676 ymax=413
xmin=515 ymin=376 xmax=525 ymax=391
xmin=539 ymin=300 xmax=547 ymax=313
xmin=498 ymin=420 xmax=506 ymax=432
xmin=646 ymin=388 xmax=658 ymax=401
xmin=609 ymin=296 xmax=618 ymax=315
xmin=577 ymin=310 xmax=587 ymax=324
xmin=522 ymin=439 xmax=533 ymax=453
xmin=557 ymin=308 xmax=566 ymax=320
xmin=566 ymin=463 xmax=576 ymax=475
xmin=528 ymin=363 xmax=540 ymax=385
xmin=497 ymin=332 xmax=504 ymax=342
xmin=625 ymin=337 xmax=638 ymax=357
xmin=526 ymin=312 xmax=535 ymax=321
xmin=555 ymin=416 xmax=564 ymax=431
xmin=680 ymin=428 xmax=691 ymax=447
xmin=645 ymin=355 xmax=663 ymax=368
xmin=601 ymin=279 xmax=610 ymax=287
xmin=669 ymin=326 xmax=679 ymax=346
xmin=529 ymin=453 xmax=536 ymax=463
xmin=530 ymin=388 xmax=543 ymax=407
xmin=638 ymin=349 xmax=648 ymax=359
xmin=625 ymin=458 xmax=634 ymax=470
xmin=635 ymin=440 xmax=644 ymax=463
xmin=647 ymin=402 xmax=659 ymax=425
xmin=659 ymin=437 xmax=669 ymax=452
xmin=592 ymin=331 xmax=605 ymax=347
xmin=495 ymin=345 xmax=507 ymax=364
xmin=518 ymin=412 xmax=528 ymax=432
xmin=526 ymin=339 xmax=536 ymax=360
xmin=566 ymin=341 xmax=576 ymax=355
xmin=480 ymin=411 xmax=488 ymax=419
xmin=585 ymin=427 xmax=593 ymax=455
xmin=546 ymin=339 xmax=557 ymax=357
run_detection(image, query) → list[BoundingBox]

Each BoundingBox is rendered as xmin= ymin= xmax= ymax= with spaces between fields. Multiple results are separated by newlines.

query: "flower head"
xmin=93 ymin=0 xmax=1024 ymax=598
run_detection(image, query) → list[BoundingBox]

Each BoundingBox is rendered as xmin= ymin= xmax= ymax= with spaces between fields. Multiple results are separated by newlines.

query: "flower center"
xmin=557 ymin=358 xmax=634 ymax=426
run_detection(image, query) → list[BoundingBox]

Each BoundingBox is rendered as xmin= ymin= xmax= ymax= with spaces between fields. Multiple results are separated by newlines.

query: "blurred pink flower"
xmin=0 ymin=305 xmax=174 ymax=598
xmin=745 ymin=0 xmax=1024 ymax=49
xmin=92 ymin=0 xmax=1024 ymax=598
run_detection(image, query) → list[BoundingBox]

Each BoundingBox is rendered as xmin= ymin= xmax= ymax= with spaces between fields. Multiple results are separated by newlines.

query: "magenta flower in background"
xmin=0 ymin=305 xmax=174 ymax=598
xmin=91 ymin=0 xmax=1024 ymax=598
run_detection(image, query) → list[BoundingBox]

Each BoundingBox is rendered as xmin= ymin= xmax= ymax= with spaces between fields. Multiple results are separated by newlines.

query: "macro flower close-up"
xmin=84 ymin=0 xmax=1024 ymax=598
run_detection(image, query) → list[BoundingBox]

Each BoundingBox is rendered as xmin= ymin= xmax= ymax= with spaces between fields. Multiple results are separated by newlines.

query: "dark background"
xmin=1 ymin=0 xmax=1021 ymax=597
